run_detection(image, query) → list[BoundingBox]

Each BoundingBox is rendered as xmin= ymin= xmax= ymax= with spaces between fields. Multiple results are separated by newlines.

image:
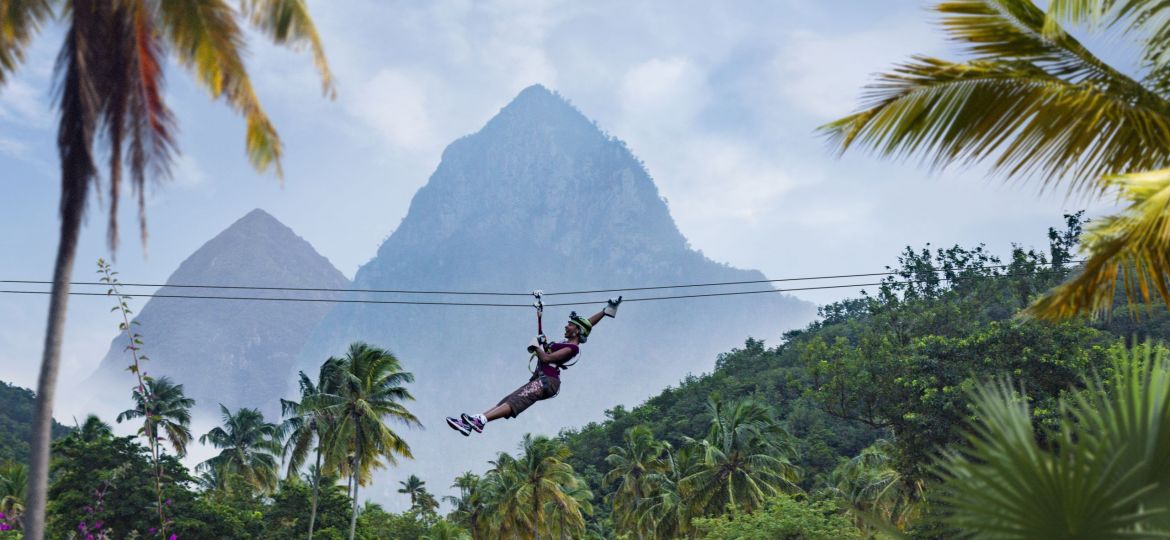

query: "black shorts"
xmin=497 ymin=375 xmax=560 ymax=418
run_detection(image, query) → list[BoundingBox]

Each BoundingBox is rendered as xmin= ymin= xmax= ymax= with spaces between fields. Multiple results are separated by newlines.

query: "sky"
xmin=1 ymin=0 xmax=1114 ymax=454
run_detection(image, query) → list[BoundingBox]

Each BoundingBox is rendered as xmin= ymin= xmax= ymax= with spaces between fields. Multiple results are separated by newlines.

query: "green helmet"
xmin=569 ymin=312 xmax=592 ymax=343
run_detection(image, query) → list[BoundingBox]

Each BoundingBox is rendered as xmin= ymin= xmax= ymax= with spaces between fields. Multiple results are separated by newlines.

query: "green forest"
xmin=5 ymin=215 xmax=1170 ymax=538
xmin=11 ymin=0 xmax=1170 ymax=538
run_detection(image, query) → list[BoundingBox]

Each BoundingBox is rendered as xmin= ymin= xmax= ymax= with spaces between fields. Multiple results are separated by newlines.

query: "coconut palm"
xmin=116 ymin=375 xmax=194 ymax=535
xmin=544 ymin=480 xmax=592 ymax=540
xmin=824 ymin=439 xmax=922 ymax=533
xmin=310 ymin=342 xmax=420 ymax=540
xmin=74 ymin=414 xmax=113 ymax=443
xmin=480 ymin=452 xmax=529 ymax=539
xmin=445 ymin=472 xmax=484 ymax=540
xmin=510 ymin=434 xmax=585 ymax=540
xmin=3 ymin=2 xmax=334 ymax=534
xmin=281 ymin=357 xmax=343 ymax=540
xmin=822 ymin=0 xmax=1170 ymax=320
xmin=422 ymin=520 xmax=471 ymax=540
xmin=398 ymin=474 xmax=426 ymax=507
xmin=678 ymin=397 xmax=801 ymax=518
xmin=417 ymin=489 xmax=441 ymax=515
xmin=604 ymin=425 xmax=672 ymax=540
xmin=198 ymin=404 xmax=284 ymax=495
xmin=0 ymin=461 xmax=27 ymax=528
xmin=937 ymin=342 xmax=1170 ymax=535
xmin=636 ymin=443 xmax=694 ymax=539
xmin=116 ymin=376 xmax=194 ymax=457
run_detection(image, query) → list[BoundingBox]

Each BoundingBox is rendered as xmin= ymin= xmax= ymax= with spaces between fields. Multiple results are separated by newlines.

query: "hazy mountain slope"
xmin=89 ymin=209 xmax=350 ymax=417
xmin=298 ymin=85 xmax=816 ymax=506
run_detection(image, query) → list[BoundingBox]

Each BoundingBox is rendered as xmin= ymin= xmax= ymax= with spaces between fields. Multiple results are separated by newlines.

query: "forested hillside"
xmin=435 ymin=213 xmax=1169 ymax=537
xmin=0 ymin=381 xmax=71 ymax=464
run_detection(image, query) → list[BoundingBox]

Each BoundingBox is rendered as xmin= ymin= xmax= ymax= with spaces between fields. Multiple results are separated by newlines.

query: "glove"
xmin=603 ymin=296 xmax=623 ymax=318
xmin=527 ymin=335 xmax=547 ymax=354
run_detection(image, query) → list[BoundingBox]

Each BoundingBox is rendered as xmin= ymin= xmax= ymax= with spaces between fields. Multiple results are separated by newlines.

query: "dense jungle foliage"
xmin=3 ymin=215 xmax=1167 ymax=538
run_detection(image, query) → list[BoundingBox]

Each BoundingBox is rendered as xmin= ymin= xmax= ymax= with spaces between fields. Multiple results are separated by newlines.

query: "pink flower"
xmin=169 ymin=535 xmax=178 ymax=540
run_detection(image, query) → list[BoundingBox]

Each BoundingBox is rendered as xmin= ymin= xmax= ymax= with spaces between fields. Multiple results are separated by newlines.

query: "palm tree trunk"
xmin=532 ymin=486 xmax=540 ymax=540
xmin=25 ymin=198 xmax=85 ymax=540
xmin=308 ymin=446 xmax=322 ymax=540
xmin=348 ymin=436 xmax=362 ymax=540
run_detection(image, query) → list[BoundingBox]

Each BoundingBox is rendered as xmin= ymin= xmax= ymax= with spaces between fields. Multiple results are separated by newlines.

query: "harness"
xmin=528 ymin=291 xmax=583 ymax=382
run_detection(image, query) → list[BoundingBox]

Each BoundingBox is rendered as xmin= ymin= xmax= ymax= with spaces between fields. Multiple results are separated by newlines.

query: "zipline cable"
xmin=0 ymin=260 xmax=1085 ymax=298
xmin=0 ymin=268 xmax=1078 ymax=308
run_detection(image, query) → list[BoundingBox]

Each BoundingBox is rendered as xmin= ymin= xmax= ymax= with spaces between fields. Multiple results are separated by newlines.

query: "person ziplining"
xmin=446 ymin=293 xmax=622 ymax=436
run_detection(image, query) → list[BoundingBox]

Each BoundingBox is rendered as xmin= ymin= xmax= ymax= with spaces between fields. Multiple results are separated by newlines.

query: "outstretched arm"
xmin=588 ymin=296 xmax=622 ymax=326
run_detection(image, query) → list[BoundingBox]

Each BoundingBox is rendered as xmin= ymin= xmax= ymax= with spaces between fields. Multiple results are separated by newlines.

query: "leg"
xmin=483 ymin=403 xmax=512 ymax=422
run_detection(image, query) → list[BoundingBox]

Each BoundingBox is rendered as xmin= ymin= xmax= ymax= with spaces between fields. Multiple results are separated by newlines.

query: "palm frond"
xmin=159 ymin=0 xmax=283 ymax=175
xmin=1026 ymin=167 xmax=1170 ymax=318
xmin=937 ymin=375 xmax=1164 ymax=537
xmin=238 ymin=0 xmax=335 ymax=97
xmin=0 ymin=0 xmax=52 ymax=85
xmin=54 ymin=0 xmax=102 ymax=230
xmin=822 ymin=0 xmax=1170 ymax=193
xmin=1047 ymin=0 xmax=1170 ymax=90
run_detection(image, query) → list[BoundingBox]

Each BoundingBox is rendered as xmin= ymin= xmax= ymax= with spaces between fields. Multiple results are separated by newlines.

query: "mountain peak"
xmin=231 ymin=208 xmax=281 ymax=229
xmin=91 ymin=209 xmax=350 ymax=417
xmin=484 ymin=83 xmax=596 ymax=136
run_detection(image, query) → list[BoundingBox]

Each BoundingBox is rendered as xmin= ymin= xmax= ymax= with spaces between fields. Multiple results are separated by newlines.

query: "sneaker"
xmin=446 ymin=416 xmax=471 ymax=436
xmin=462 ymin=413 xmax=486 ymax=433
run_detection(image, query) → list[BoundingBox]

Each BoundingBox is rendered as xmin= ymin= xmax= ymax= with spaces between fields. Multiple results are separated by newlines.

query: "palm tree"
xmin=481 ymin=452 xmax=528 ymax=539
xmin=198 ymin=404 xmax=284 ymax=495
xmin=603 ymin=425 xmax=671 ymax=540
xmin=822 ymin=0 xmax=1170 ymax=320
xmin=310 ymin=342 xmax=420 ymax=540
xmin=116 ymin=375 xmax=194 ymax=535
xmin=0 ymin=461 xmax=27 ymax=529
xmin=2 ymin=2 xmax=334 ymax=534
xmin=511 ymin=434 xmax=586 ymax=540
xmin=937 ymin=342 xmax=1170 ymax=535
xmin=416 ymin=489 xmax=440 ymax=515
xmin=422 ymin=520 xmax=471 ymax=540
xmin=281 ymin=357 xmax=343 ymax=540
xmin=117 ymin=376 xmax=194 ymax=456
xmin=398 ymin=474 xmax=426 ymax=507
xmin=824 ymin=439 xmax=922 ymax=533
xmin=544 ymin=481 xmax=592 ymax=540
xmin=678 ymin=397 xmax=801 ymax=518
xmin=74 ymin=414 xmax=113 ymax=443
xmin=445 ymin=472 xmax=484 ymax=540
xmin=637 ymin=442 xmax=692 ymax=539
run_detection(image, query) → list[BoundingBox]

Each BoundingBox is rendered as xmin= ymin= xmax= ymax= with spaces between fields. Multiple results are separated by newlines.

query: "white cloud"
xmin=0 ymin=77 xmax=52 ymax=129
xmin=171 ymin=154 xmax=209 ymax=190
xmin=774 ymin=22 xmax=940 ymax=120
xmin=619 ymin=57 xmax=707 ymax=129
xmin=0 ymin=137 xmax=30 ymax=160
xmin=348 ymin=69 xmax=440 ymax=153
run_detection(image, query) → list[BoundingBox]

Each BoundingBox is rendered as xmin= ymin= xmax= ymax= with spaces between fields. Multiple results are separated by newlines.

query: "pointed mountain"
xmin=298 ymin=84 xmax=816 ymax=505
xmin=90 ymin=209 xmax=350 ymax=417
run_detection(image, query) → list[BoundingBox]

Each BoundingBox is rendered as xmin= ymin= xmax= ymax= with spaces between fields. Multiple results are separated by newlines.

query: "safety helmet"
xmin=568 ymin=311 xmax=592 ymax=343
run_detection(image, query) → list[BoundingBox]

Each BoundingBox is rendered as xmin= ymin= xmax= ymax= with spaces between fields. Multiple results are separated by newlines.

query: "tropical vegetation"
xmin=0 ymin=215 xmax=1166 ymax=538
xmin=8 ymin=0 xmax=1170 ymax=536
xmin=0 ymin=0 xmax=335 ymax=534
